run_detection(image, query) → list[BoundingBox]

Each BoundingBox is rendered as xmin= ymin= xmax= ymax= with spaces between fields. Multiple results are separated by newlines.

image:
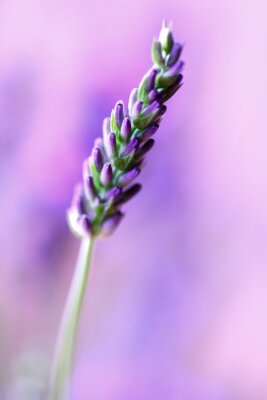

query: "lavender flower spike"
xmin=67 ymin=22 xmax=184 ymax=238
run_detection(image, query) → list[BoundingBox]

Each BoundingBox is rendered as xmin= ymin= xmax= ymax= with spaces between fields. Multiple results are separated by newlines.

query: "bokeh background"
xmin=1 ymin=0 xmax=267 ymax=399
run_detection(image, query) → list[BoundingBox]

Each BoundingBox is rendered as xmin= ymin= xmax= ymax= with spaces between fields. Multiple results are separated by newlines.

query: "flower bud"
xmin=84 ymin=176 xmax=97 ymax=202
xmin=136 ymin=123 xmax=159 ymax=142
xmin=148 ymin=89 xmax=158 ymax=102
xmin=147 ymin=68 xmax=157 ymax=91
xmin=166 ymin=43 xmax=183 ymax=67
xmin=128 ymin=88 xmax=138 ymax=113
xmin=118 ymin=168 xmax=140 ymax=187
xmin=105 ymin=132 xmax=117 ymax=158
xmin=115 ymin=184 xmax=142 ymax=207
xmin=158 ymin=75 xmax=183 ymax=102
xmin=159 ymin=22 xmax=174 ymax=54
xmin=91 ymin=146 xmax=103 ymax=171
xmin=123 ymin=137 xmax=139 ymax=156
xmin=114 ymin=101 xmax=125 ymax=127
xmin=133 ymin=101 xmax=161 ymax=129
xmin=131 ymin=100 xmax=143 ymax=120
xmin=156 ymin=60 xmax=184 ymax=88
xmin=105 ymin=186 xmax=122 ymax=201
xmin=79 ymin=214 xmax=92 ymax=236
xmin=101 ymin=212 xmax=124 ymax=237
xmin=152 ymin=40 xmax=165 ymax=67
xmin=135 ymin=139 xmax=155 ymax=161
xmin=121 ymin=117 xmax=131 ymax=142
xmin=100 ymin=162 xmax=113 ymax=186
xmin=142 ymin=100 xmax=160 ymax=117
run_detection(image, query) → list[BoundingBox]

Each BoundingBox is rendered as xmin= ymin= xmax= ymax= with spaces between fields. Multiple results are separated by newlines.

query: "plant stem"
xmin=48 ymin=236 xmax=94 ymax=400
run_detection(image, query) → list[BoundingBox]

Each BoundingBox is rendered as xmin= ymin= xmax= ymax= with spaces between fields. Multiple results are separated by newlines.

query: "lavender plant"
xmin=49 ymin=22 xmax=184 ymax=400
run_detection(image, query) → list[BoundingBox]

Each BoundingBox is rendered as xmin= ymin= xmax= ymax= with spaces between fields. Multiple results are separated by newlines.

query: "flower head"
xmin=67 ymin=22 xmax=184 ymax=238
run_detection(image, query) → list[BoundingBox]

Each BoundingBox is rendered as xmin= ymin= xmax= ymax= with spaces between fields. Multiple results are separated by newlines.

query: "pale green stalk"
xmin=48 ymin=237 xmax=94 ymax=400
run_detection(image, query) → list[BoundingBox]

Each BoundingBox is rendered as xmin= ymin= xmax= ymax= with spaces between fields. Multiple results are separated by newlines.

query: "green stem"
xmin=48 ymin=236 xmax=94 ymax=400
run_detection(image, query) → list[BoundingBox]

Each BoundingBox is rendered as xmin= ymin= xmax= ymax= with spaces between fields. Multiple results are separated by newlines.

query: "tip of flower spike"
xmin=67 ymin=23 xmax=184 ymax=240
xmin=159 ymin=21 xmax=174 ymax=54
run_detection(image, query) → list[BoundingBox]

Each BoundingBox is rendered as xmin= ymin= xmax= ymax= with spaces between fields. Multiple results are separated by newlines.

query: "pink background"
xmin=0 ymin=0 xmax=267 ymax=398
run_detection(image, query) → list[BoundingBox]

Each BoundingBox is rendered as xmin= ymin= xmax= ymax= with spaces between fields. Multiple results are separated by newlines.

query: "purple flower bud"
xmin=135 ymin=139 xmax=155 ymax=161
xmin=114 ymin=101 xmax=125 ymax=127
xmin=165 ymin=60 xmax=184 ymax=79
xmin=146 ymin=68 xmax=157 ymax=91
xmin=157 ymin=105 xmax=167 ymax=120
xmin=105 ymin=186 xmax=122 ymax=201
xmin=121 ymin=117 xmax=131 ymax=142
xmin=166 ymin=43 xmax=183 ymax=67
xmin=131 ymin=100 xmax=143 ymax=120
xmin=123 ymin=137 xmax=139 ymax=156
xmin=133 ymin=101 xmax=161 ymax=130
xmin=128 ymin=88 xmax=138 ymax=113
xmin=118 ymin=168 xmax=140 ymax=187
xmin=101 ymin=211 xmax=124 ymax=237
xmin=100 ymin=162 xmax=113 ymax=186
xmin=115 ymin=184 xmax=142 ymax=207
xmin=84 ymin=176 xmax=96 ymax=202
xmin=136 ymin=123 xmax=159 ymax=142
xmin=155 ymin=58 xmax=184 ymax=89
xmin=158 ymin=75 xmax=183 ymax=102
xmin=143 ymin=100 xmax=160 ymax=117
xmin=105 ymin=132 xmax=117 ymax=158
xmin=79 ymin=214 xmax=92 ymax=236
xmin=148 ymin=89 xmax=158 ymax=102
xmin=91 ymin=146 xmax=103 ymax=171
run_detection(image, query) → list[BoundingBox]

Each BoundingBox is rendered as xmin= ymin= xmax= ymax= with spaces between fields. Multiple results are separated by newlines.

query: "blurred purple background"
xmin=1 ymin=0 xmax=267 ymax=399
